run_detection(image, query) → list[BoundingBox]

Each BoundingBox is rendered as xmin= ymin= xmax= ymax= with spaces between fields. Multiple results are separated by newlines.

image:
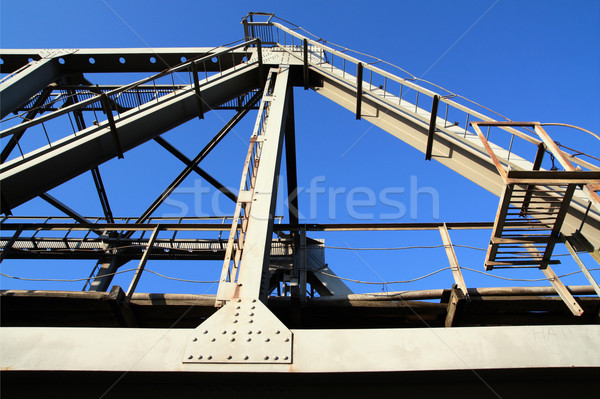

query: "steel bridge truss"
xmin=1 ymin=12 xmax=600 ymax=396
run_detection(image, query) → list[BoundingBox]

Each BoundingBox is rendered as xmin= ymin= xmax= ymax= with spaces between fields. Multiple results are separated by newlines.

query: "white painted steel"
xmin=2 ymin=325 xmax=598 ymax=373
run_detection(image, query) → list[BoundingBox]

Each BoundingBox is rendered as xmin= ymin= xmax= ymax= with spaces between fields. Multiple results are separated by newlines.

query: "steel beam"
xmin=1 ymin=325 xmax=599 ymax=373
xmin=438 ymin=223 xmax=468 ymax=297
xmin=564 ymin=238 xmax=600 ymax=298
xmin=0 ymin=62 xmax=260 ymax=213
xmin=126 ymin=226 xmax=160 ymax=299
xmin=0 ymin=57 xmax=62 ymax=119
xmin=284 ymin=90 xmax=300 ymax=226
xmin=0 ymin=48 xmax=251 ymax=74
xmin=154 ymin=137 xmax=238 ymax=204
xmin=235 ymin=66 xmax=291 ymax=301
xmin=90 ymin=167 xmax=115 ymax=224
xmin=88 ymin=256 xmax=129 ymax=292
xmin=39 ymin=193 xmax=94 ymax=226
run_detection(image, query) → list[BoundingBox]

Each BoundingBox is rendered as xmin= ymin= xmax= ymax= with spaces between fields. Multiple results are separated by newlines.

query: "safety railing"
xmin=242 ymin=16 xmax=599 ymax=176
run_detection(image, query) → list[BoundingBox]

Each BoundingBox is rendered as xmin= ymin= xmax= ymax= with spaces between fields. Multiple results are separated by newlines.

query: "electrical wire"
xmin=316 ymin=267 xmax=451 ymax=285
xmin=323 ymin=243 xmax=571 ymax=257
xmin=1 ymin=260 xmax=597 ymax=286
xmin=0 ymin=268 xmax=218 ymax=284
xmin=315 ymin=266 xmax=600 ymax=285
xmin=539 ymin=123 xmax=600 ymax=142
xmin=323 ymin=244 xmax=446 ymax=251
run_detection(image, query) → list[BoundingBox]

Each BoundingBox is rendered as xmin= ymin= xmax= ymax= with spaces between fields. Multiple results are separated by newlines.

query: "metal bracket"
xmin=183 ymin=298 xmax=292 ymax=364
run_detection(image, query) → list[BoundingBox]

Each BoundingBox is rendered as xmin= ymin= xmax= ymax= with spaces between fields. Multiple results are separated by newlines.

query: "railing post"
xmin=356 ymin=62 xmax=363 ymax=120
xmin=243 ymin=18 xmax=250 ymax=41
xmin=257 ymin=38 xmax=264 ymax=88
xmin=303 ymin=39 xmax=309 ymax=90
xmin=425 ymin=95 xmax=439 ymax=160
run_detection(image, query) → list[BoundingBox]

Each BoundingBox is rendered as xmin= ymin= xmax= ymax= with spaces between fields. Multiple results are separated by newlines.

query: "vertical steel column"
xmin=284 ymin=90 xmax=300 ymax=226
xmin=234 ymin=66 xmax=291 ymax=302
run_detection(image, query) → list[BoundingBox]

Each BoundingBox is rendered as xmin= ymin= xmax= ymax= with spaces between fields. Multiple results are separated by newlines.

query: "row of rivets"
xmin=187 ymin=355 xmax=289 ymax=361
xmin=191 ymin=336 xmax=287 ymax=342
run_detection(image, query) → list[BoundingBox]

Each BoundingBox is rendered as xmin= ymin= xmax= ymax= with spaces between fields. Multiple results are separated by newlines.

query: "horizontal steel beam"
xmin=0 ymin=48 xmax=252 ymax=74
xmin=1 ymin=325 xmax=598 ymax=372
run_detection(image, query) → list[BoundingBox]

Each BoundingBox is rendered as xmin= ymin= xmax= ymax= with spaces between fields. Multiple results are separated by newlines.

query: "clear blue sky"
xmin=1 ymin=0 xmax=599 ymax=295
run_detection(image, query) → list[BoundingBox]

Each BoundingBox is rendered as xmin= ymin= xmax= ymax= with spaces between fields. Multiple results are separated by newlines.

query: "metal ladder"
xmin=216 ymin=71 xmax=275 ymax=305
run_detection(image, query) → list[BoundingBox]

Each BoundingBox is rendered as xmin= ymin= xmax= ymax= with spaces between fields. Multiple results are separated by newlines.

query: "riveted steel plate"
xmin=183 ymin=298 xmax=292 ymax=364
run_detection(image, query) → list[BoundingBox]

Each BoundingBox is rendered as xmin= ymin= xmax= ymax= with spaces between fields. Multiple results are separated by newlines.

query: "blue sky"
xmin=1 ymin=1 xmax=599 ymax=295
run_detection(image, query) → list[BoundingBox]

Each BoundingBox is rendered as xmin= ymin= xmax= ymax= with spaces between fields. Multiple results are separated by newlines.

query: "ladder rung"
xmin=491 ymin=236 xmax=559 ymax=244
xmin=486 ymin=260 xmax=561 ymax=266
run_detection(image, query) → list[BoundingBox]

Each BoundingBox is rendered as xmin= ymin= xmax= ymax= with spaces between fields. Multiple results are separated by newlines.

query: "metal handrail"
xmin=245 ymin=20 xmax=598 ymax=174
